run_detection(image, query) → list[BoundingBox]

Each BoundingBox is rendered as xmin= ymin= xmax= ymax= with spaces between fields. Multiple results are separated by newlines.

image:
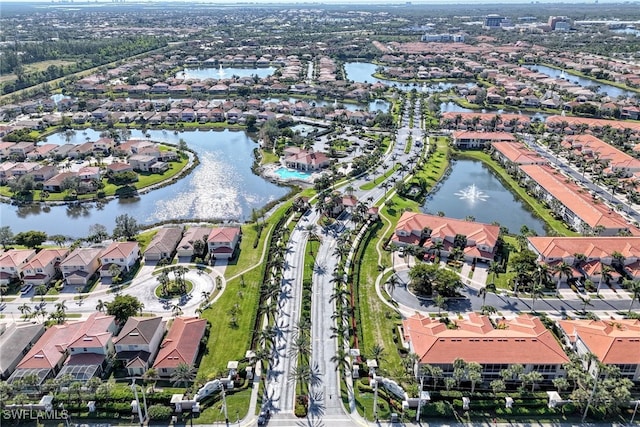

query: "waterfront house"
xmin=177 ymin=226 xmax=211 ymax=259
xmin=60 ymin=247 xmax=103 ymax=287
xmin=0 ymin=249 xmax=36 ymax=285
xmin=144 ymin=227 xmax=183 ymax=262
xmin=207 ymin=227 xmax=241 ymax=260
xmin=99 ymin=241 xmax=140 ymax=278
xmin=283 ymin=147 xmax=330 ymax=171
xmin=452 ymin=131 xmax=517 ymax=149
xmin=392 ymin=212 xmax=500 ymax=263
xmin=22 ymin=248 xmax=69 ymax=286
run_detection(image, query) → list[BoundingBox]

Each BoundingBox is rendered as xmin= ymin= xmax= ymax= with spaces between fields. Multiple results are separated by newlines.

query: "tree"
xmin=95 ymin=299 xmax=107 ymax=313
xmin=0 ymin=226 xmax=14 ymax=249
xmin=88 ymin=224 xmax=109 ymax=243
xmin=106 ymin=294 xmax=144 ymax=324
xmin=386 ymin=274 xmax=400 ymax=297
xmin=434 ymin=294 xmax=447 ymax=315
xmin=478 ymin=283 xmax=496 ymax=306
xmin=626 ymin=280 xmax=640 ymax=315
xmin=112 ymin=214 xmax=139 ymax=240
xmin=14 ymin=231 xmax=47 ymax=248
xmin=170 ymin=363 xmax=195 ymax=387
xmin=368 ymin=343 xmax=386 ymax=363
xmin=553 ymin=261 xmax=573 ymax=296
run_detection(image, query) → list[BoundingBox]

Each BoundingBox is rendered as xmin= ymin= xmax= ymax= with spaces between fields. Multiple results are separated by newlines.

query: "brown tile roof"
xmin=207 ymin=227 xmax=240 ymax=244
xmin=557 ymin=319 xmax=640 ymax=364
xmin=528 ymin=236 xmax=640 ymax=260
xmin=404 ymin=313 xmax=569 ymax=365
xmin=114 ymin=316 xmax=164 ymax=346
xmin=153 ymin=316 xmax=207 ymax=369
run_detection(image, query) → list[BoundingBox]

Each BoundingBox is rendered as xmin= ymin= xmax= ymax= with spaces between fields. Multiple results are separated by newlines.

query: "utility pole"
xmin=416 ymin=376 xmax=424 ymax=422
xmin=131 ymin=380 xmax=144 ymax=427
xmin=582 ymin=364 xmax=599 ymax=423
xmin=221 ymin=383 xmax=229 ymax=423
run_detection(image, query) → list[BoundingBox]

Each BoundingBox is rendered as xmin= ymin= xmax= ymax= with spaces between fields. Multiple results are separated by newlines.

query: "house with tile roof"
xmin=528 ymin=236 xmax=640 ymax=284
xmin=0 ymin=249 xmax=36 ymax=285
xmin=8 ymin=312 xmax=115 ymax=385
xmin=452 ymin=131 xmax=517 ymax=148
xmin=99 ymin=241 xmax=140 ymax=278
xmin=207 ymin=227 xmax=241 ymax=260
xmin=153 ymin=316 xmax=207 ymax=377
xmin=557 ymin=319 xmax=640 ymax=381
xmin=114 ymin=316 xmax=165 ymax=376
xmin=518 ymin=164 xmax=636 ymax=236
xmin=283 ymin=147 xmax=330 ymax=171
xmin=144 ymin=227 xmax=183 ymax=262
xmin=60 ymin=247 xmax=103 ymax=286
xmin=177 ymin=226 xmax=211 ymax=259
xmin=392 ymin=212 xmax=500 ymax=263
xmin=0 ymin=322 xmax=45 ymax=380
xmin=22 ymin=248 xmax=69 ymax=286
xmin=403 ymin=313 xmax=569 ymax=382
xmin=491 ymin=141 xmax=548 ymax=173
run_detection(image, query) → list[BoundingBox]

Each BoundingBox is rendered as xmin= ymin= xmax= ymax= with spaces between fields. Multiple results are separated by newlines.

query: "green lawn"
xmin=261 ymin=151 xmax=279 ymax=165
xmin=360 ymin=164 xmax=400 ymax=191
xmin=136 ymin=229 xmax=158 ymax=252
xmin=194 ymin=387 xmax=253 ymax=424
xmin=198 ymin=205 xmax=292 ymax=380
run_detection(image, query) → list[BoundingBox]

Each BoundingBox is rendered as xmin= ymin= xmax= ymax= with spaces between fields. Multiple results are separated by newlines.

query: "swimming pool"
xmin=274 ymin=167 xmax=313 ymax=180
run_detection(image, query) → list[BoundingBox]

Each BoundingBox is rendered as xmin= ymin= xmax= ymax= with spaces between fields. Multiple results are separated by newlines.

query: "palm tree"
xmin=386 ymin=274 xmax=400 ymax=297
xmin=170 ymin=363 xmax=196 ymax=387
xmin=35 ymin=284 xmax=47 ymax=301
xmin=330 ymin=348 xmax=351 ymax=375
xmin=553 ymin=261 xmax=573 ymax=296
xmin=597 ymin=265 xmax=613 ymax=296
xmin=487 ymin=260 xmax=500 ymax=283
xmin=434 ymin=294 xmax=447 ymax=315
xmin=171 ymin=304 xmax=183 ymax=317
xmin=143 ymin=368 xmax=159 ymax=391
xmin=95 ymin=299 xmax=107 ymax=313
xmin=477 ymin=283 xmax=496 ymax=306
xmin=18 ymin=303 xmax=31 ymax=318
xmin=625 ymin=280 xmax=640 ymax=315
xmin=368 ymin=343 xmax=385 ymax=363
xmin=530 ymin=283 xmax=544 ymax=312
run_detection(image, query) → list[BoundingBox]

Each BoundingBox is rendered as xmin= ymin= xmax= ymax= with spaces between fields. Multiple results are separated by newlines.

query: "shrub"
xmin=148 ymin=404 xmax=172 ymax=420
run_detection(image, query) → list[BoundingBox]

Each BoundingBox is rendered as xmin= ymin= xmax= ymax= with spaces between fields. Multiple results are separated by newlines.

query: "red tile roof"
xmin=404 ymin=313 xmax=569 ymax=365
xmin=557 ymin=319 xmax=640 ymax=365
xmin=153 ymin=316 xmax=207 ymax=369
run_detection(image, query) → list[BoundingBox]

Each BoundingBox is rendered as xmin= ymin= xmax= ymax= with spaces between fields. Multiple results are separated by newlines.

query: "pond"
xmin=177 ymin=66 xmax=276 ymax=80
xmin=526 ymin=65 xmax=637 ymax=99
xmin=439 ymin=102 xmax=548 ymax=122
xmin=344 ymin=62 xmax=468 ymax=92
xmin=1 ymin=129 xmax=289 ymax=238
xmin=423 ymin=159 xmax=546 ymax=235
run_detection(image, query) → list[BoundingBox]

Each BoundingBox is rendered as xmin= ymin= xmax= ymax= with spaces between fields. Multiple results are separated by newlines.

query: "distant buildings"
xmin=483 ymin=14 xmax=505 ymax=29
xmin=420 ymin=33 xmax=465 ymax=43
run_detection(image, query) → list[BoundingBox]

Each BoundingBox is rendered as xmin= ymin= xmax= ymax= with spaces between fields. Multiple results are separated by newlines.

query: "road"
xmin=526 ymin=136 xmax=640 ymax=224
xmin=389 ymin=267 xmax=638 ymax=317
xmin=270 ymin=97 xmax=425 ymax=423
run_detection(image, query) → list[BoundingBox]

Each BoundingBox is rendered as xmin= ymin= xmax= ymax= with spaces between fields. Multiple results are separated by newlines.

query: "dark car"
xmin=257 ymin=410 xmax=270 ymax=425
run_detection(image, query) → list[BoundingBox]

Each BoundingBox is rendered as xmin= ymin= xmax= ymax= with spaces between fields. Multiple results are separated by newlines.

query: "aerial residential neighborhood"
xmin=0 ymin=2 xmax=639 ymax=426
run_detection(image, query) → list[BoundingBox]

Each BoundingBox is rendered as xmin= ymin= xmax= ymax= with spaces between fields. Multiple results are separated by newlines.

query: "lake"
xmin=440 ymin=102 xmax=548 ymax=122
xmin=423 ymin=159 xmax=546 ymax=235
xmin=1 ymin=129 xmax=289 ymax=238
xmin=177 ymin=66 xmax=276 ymax=80
xmin=526 ymin=65 xmax=636 ymax=99
xmin=344 ymin=62 xmax=468 ymax=92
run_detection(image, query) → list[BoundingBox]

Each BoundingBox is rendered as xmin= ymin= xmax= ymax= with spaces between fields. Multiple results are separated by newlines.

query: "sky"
xmin=2 ymin=0 xmax=637 ymax=3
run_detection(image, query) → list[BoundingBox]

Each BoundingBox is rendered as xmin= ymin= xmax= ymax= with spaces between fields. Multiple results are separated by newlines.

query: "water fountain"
xmin=218 ymin=64 xmax=225 ymax=79
xmin=454 ymin=184 xmax=489 ymax=203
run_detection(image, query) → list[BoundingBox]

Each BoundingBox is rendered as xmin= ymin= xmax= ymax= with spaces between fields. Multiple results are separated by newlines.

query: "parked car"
xmin=257 ymin=409 xmax=270 ymax=425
